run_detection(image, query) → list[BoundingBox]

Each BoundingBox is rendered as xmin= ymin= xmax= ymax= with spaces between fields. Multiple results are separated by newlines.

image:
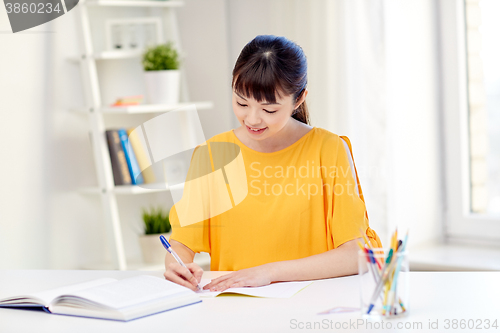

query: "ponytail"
xmin=292 ymin=101 xmax=310 ymax=125
xmin=292 ymin=88 xmax=310 ymax=125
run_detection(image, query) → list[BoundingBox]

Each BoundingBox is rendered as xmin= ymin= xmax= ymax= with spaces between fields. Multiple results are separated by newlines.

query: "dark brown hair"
xmin=232 ymin=35 xmax=309 ymax=125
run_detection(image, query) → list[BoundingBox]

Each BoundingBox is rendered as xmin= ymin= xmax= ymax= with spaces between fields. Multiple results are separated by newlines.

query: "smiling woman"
xmin=163 ymin=35 xmax=381 ymax=293
xmin=231 ymin=87 xmax=311 ymax=153
xmin=230 ymin=34 xmax=309 ymax=151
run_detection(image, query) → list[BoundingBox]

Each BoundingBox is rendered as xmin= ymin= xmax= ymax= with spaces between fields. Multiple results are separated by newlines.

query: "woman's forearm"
xmin=201 ymin=238 xmax=363 ymax=292
xmin=268 ymin=239 xmax=361 ymax=282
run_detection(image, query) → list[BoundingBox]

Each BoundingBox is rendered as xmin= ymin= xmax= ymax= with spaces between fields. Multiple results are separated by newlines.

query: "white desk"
xmin=0 ymin=270 xmax=499 ymax=333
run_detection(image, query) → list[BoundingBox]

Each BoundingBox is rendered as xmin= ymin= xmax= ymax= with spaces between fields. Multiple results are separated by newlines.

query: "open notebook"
xmin=196 ymin=279 xmax=313 ymax=298
xmin=0 ymin=275 xmax=200 ymax=321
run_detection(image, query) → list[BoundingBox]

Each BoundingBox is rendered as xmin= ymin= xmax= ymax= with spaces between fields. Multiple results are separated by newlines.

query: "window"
xmin=466 ymin=0 xmax=500 ymax=215
xmin=440 ymin=0 xmax=500 ymax=243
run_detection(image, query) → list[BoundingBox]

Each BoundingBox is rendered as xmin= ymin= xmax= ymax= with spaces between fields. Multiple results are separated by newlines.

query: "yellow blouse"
xmin=169 ymin=127 xmax=382 ymax=271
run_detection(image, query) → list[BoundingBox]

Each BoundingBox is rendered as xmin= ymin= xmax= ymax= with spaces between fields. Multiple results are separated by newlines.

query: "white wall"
xmin=178 ymin=0 xmax=234 ymax=139
xmin=0 ymin=8 xmax=117 ymax=269
xmin=0 ymin=11 xmax=51 ymax=268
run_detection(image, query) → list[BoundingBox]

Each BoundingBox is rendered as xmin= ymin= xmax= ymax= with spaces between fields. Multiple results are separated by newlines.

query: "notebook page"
xmin=197 ymin=279 xmax=313 ymax=298
xmin=29 ymin=278 xmax=117 ymax=305
xmin=61 ymin=275 xmax=193 ymax=309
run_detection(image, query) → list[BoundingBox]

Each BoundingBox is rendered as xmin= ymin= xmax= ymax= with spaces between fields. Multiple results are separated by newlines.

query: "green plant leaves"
xmin=142 ymin=206 xmax=171 ymax=235
xmin=142 ymin=41 xmax=180 ymax=71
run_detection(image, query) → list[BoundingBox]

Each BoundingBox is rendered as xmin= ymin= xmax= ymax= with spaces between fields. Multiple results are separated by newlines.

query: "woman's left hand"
xmin=203 ymin=264 xmax=275 ymax=292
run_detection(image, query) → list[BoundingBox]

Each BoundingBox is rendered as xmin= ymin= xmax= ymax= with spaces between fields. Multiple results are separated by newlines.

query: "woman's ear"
xmin=294 ymin=89 xmax=308 ymax=109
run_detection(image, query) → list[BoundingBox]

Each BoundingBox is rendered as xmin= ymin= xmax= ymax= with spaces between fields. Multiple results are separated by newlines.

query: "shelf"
xmin=82 ymin=253 xmax=211 ymax=271
xmin=72 ymin=101 xmax=213 ymax=114
xmin=85 ymin=0 xmax=184 ymax=7
xmin=102 ymin=101 xmax=214 ymax=113
xmin=67 ymin=50 xmax=143 ymax=62
xmin=130 ymin=253 xmax=211 ymax=271
xmin=81 ymin=261 xmax=166 ymax=270
xmin=67 ymin=50 xmax=188 ymax=62
xmin=79 ymin=182 xmax=170 ymax=195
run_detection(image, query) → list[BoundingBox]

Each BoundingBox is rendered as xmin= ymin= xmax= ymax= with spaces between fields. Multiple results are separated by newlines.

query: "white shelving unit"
xmin=71 ymin=101 xmax=213 ymax=114
xmin=72 ymin=0 xmax=212 ymax=270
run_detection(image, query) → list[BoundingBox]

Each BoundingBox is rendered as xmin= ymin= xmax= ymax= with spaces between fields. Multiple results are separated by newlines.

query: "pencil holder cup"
xmin=358 ymin=248 xmax=409 ymax=319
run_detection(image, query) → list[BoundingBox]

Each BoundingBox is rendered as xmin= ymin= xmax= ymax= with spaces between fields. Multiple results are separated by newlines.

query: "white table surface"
xmin=0 ymin=270 xmax=499 ymax=333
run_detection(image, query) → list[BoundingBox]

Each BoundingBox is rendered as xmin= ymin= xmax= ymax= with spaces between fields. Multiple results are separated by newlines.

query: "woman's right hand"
xmin=164 ymin=262 xmax=203 ymax=291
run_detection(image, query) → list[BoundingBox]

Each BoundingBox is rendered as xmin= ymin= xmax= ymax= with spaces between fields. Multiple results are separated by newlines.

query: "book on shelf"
xmin=127 ymin=128 xmax=156 ymax=184
xmin=118 ymin=128 xmax=144 ymax=185
xmin=106 ymin=130 xmax=132 ymax=186
xmin=0 ymin=275 xmax=200 ymax=322
xmin=106 ymin=128 xmax=165 ymax=187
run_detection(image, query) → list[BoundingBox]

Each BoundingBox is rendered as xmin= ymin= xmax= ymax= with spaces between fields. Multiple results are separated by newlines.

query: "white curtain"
xmin=336 ymin=0 xmax=388 ymax=241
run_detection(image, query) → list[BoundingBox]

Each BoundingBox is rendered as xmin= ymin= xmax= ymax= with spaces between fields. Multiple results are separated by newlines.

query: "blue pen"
xmin=160 ymin=235 xmax=201 ymax=291
xmin=366 ymin=248 xmax=394 ymax=314
xmin=367 ymin=249 xmax=380 ymax=282
xmin=367 ymin=249 xmax=386 ymax=304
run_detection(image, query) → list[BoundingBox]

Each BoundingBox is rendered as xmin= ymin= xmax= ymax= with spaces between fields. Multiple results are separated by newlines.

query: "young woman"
xmin=164 ymin=35 xmax=382 ymax=292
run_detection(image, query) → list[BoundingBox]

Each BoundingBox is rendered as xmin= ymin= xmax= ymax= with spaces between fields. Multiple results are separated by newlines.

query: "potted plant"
xmin=142 ymin=41 xmax=181 ymax=104
xmin=138 ymin=206 xmax=172 ymax=264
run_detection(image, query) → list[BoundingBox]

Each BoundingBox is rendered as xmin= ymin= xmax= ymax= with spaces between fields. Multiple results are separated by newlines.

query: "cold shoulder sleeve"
xmin=325 ymin=135 xmax=382 ymax=249
xmin=169 ymin=204 xmax=210 ymax=254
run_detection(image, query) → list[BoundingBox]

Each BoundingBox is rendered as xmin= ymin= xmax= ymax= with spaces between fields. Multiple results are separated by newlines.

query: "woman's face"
xmin=232 ymin=89 xmax=303 ymax=141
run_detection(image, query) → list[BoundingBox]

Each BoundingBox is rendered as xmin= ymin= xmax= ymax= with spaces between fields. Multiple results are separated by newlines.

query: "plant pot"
xmin=143 ymin=70 xmax=180 ymax=104
xmin=138 ymin=232 xmax=172 ymax=264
